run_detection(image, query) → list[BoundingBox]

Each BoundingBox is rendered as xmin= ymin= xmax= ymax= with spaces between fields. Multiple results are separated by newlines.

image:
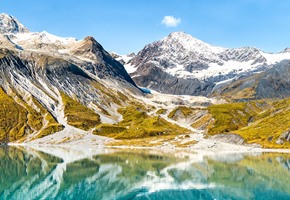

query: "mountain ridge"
xmin=0 ymin=13 xmax=289 ymax=149
xmin=0 ymin=14 xmax=206 ymax=147
xmin=124 ymin=31 xmax=290 ymax=96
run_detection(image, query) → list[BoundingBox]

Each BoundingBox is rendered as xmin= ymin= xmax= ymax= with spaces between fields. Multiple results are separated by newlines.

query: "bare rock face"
xmin=212 ymin=60 xmax=290 ymax=100
xmin=277 ymin=129 xmax=290 ymax=144
xmin=132 ymin=63 xmax=213 ymax=95
xmin=0 ymin=48 xmax=140 ymax=110
xmin=256 ymin=60 xmax=290 ymax=99
xmin=210 ymin=134 xmax=245 ymax=145
xmin=70 ymin=36 xmax=104 ymax=61
xmin=69 ymin=36 xmax=137 ymax=87
xmin=281 ymin=48 xmax=290 ymax=53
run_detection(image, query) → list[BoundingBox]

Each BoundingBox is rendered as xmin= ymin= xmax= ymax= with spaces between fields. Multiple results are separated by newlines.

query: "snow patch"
xmin=260 ymin=51 xmax=290 ymax=65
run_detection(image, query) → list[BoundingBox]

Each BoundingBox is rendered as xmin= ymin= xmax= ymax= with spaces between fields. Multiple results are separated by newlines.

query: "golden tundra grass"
xmin=0 ymin=87 xmax=64 ymax=142
xmin=168 ymin=106 xmax=195 ymax=119
xmin=0 ymin=87 xmax=28 ymax=141
xmin=61 ymin=92 xmax=101 ymax=131
xmin=94 ymin=104 xmax=190 ymax=141
xmin=207 ymin=99 xmax=290 ymax=148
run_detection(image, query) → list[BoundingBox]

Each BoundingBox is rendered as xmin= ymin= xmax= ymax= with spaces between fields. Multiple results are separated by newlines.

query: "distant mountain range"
xmin=117 ymin=31 xmax=290 ymax=98
xmin=0 ymin=13 xmax=290 ymax=148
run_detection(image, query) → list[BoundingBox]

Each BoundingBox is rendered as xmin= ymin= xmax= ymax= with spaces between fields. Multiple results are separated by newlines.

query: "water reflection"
xmin=0 ymin=146 xmax=290 ymax=200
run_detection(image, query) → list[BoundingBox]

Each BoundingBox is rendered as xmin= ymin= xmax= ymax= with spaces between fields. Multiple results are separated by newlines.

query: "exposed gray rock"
xmin=69 ymin=36 xmax=137 ymax=87
xmin=132 ymin=63 xmax=214 ymax=95
xmin=277 ymin=129 xmax=290 ymax=144
xmin=210 ymin=134 xmax=245 ymax=145
xmin=0 ymin=46 xmax=141 ymax=121
xmin=219 ymin=47 xmax=266 ymax=63
xmin=256 ymin=60 xmax=290 ymax=99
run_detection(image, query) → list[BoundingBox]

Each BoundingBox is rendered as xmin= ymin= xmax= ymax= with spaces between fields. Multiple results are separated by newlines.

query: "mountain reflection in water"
xmin=0 ymin=146 xmax=290 ymax=200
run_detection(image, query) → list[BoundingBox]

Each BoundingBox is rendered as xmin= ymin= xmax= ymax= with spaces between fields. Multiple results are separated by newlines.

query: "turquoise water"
xmin=0 ymin=147 xmax=290 ymax=200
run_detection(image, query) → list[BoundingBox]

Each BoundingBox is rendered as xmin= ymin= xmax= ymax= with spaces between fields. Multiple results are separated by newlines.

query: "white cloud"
xmin=161 ymin=16 xmax=181 ymax=27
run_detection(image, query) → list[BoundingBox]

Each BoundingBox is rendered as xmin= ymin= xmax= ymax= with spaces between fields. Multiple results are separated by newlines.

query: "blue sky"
xmin=1 ymin=0 xmax=290 ymax=54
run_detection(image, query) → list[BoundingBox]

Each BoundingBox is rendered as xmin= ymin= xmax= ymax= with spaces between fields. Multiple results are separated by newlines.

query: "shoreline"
xmin=8 ymin=142 xmax=290 ymax=154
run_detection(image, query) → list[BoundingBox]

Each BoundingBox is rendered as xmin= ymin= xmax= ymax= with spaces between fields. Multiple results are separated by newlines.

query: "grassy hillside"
xmin=0 ymin=88 xmax=63 ymax=143
xmin=235 ymin=99 xmax=290 ymax=148
xmin=0 ymin=88 xmax=28 ymax=142
xmin=61 ymin=92 xmax=101 ymax=131
xmin=94 ymin=104 xmax=189 ymax=140
xmin=168 ymin=106 xmax=195 ymax=120
xmin=207 ymin=99 xmax=290 ymax=148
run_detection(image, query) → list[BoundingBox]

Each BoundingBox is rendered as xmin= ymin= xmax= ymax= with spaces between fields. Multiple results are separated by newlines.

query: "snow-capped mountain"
xmin=0 ymin=13 xmax=29 ymax=34
xmin=1 ymin=13 xmax=213 ymax=146
xmin=127 ymin=31 xmax=290 ymax=95
xmin=1 ymin=13 xmax=290 ymax=149
xmin=0 ymin=13 xmax=145 ymax=144
xmin=0 ymin=13 xmax=137 ymax=87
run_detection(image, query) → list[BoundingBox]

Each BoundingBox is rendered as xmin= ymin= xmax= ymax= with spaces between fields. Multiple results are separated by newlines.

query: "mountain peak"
xmin=0 ymin=13 xmax=29 ymax=34
xmin=161 ymin=31 xmax=225 ymax=54
xmin=84 ymin=36 xmax=97 ymax=42
xmin=165 ymin=31 xmax=203 ymax=44
xmin=69 ymin=36 xmax=106 ymax=61
xmin=281 ymin=48 xmax=290 ymax=53
xmin=82 ymin=36 xmax=103 ymax=51
xmin=168 ymin=31 xmax=191 ymax=38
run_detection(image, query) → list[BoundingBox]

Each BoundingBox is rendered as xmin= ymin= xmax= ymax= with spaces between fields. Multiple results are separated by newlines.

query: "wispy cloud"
xmin=161 ymin=16 xmax=181 ymax=27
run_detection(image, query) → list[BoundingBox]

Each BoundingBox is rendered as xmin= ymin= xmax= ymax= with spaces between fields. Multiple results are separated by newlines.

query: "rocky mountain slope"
xmin=0 ymin=13 xmax=142 ymax=143
xmin=0 ymin=13 xmax=216 ymax=146
xmin=125 ymin=31 xmax=290 ymax=96
xmin=0 ymin=13 xmax=289 ymax=149
xmin=115 ymin=32 xmax=290 ymax=148
xmin=213 ymin=60 xmax=290 ymax=100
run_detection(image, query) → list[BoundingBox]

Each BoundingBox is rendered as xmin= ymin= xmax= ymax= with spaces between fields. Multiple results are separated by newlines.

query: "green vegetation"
xmin=235 ymin=99 xmax=290 ymax=148
xmin=61 ymin=92 xmax=101 ymax=130
xmin=37 ymin=123 xmax=64 ymax=139
xmin=94 ymin=125 xmax=127 ymax=135
xmin=207 ymin=99 xmax=290 ymax=148
xmin=29 ymin=98 xmax=63 ymax=139
xmin=207 ymin=102 xmax=253 ymax=134
xmin=0 ymin=87 xmax=64 ymax=142
xmin=0 ymin=88 xmax=28 ymax=142
xmin=156 ymin=108 xmax=167 ymax=115
xmin=94 ymin=105 xmax=189 ymax=140
xmin=168 ymin=106 xmax=194 ymax=119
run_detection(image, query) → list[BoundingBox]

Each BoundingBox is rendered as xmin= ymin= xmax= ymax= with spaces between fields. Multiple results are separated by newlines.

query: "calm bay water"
xmin=0 ymin=146 xmax=290 ymax=200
